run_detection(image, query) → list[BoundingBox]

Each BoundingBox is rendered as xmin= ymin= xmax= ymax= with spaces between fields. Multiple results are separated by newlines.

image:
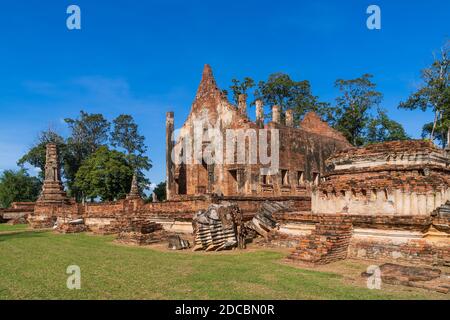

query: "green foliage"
xmin=111 ymin=114 xmax=152 ymax=192
xmin=18 ymin=111 xmax=152 ymax=202
xmin=229 ymin=77 xmax=255 ymax=105
xmin=111 ymin=115 xmax=146 ymax=156
xmin=152 ymin=181 xmax=166 ymax=201
xmin=65 ymin=110 xmax=111 ymax=154
xmin=399 ymin=41 xmax=450 ymax=147
xmin=0 ymin=169 xmax=41 ymax=208
xmin=254 ymin=73 xmax=332 ymax=125
xmin=331 ymin=74 xmax=383 ymax=146
xmin=366 ymin=109 xmax=409 ymax=144
xmin=64 ymin=111 xmax=111 ymax=198
xmin=74 ymin=146 xmax=133 ymax=202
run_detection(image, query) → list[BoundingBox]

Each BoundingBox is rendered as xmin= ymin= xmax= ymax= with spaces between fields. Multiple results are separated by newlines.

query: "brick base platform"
xmin=116 ymin=220 xmax=168 ymax=245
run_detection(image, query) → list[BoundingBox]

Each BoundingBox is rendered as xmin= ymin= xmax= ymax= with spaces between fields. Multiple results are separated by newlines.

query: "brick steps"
xmin=288 ymin=215 xmax=353 ymax=265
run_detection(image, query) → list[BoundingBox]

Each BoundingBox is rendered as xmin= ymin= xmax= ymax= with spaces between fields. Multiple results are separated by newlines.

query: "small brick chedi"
xmin=21 ymin=65 xmax=449 ymax=268
xmin=28 ymin=143 xmax=73 ymax=229
xmin=37 ymin=143 xmax=68 ymax=203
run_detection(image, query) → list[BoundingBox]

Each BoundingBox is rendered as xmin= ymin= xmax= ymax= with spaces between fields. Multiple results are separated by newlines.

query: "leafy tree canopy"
xmin=74 ymin=146 xmax=133 ymax=202
xmin=65 ymin=110 xmax=111 ymax=155
xmin=366 ymin=109 xmax=409 ymax=144
xmin=229 ymin=77 xmax=255 ymax=105
xmin=111 ymin=114 xmax=152 ymax=192
xmin=0 ymin=169 xmax=41 ymax=208
xmin=399 ymin=41 xmax=450 ymax=147
xmin=331 ymin=74 xmax=383 ymax=146
xmin=248 ymin=72 xmax=331 ymax=125
xmin=152 ymin=181 xmax=166 ymax=202
xmin=19 ymin=111 xmax=151 ymax=202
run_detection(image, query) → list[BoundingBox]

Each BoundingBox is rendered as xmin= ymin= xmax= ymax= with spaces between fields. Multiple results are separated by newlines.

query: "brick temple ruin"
xmin=1 ymin=65 xmax=449 ymax=268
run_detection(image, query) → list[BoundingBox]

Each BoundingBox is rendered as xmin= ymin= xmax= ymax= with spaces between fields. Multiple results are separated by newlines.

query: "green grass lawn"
xmin=0 ymin=224 xmax=29 ymax=233
xmin=0 ymin=230 xmax=447 ymax=300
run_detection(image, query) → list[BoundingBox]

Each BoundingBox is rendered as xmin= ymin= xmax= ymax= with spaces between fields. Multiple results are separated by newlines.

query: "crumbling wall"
xmin=287 ymin=215 xmax=353 ymax=265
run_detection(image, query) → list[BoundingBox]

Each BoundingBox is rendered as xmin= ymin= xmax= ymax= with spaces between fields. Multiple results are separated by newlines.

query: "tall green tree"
xmin=332 ymin=74 xmax=383 ymax=146
xmin=74 ymin=146 xmax=133 ymax=202
xmin=111 ymin=114 xmax=152 ymax=193
xmin=0 ymin=169 xmax=41 ymax=208
xmin=65 ymin=111 xmax=111 ymax=154
xmin=64 ymin=111 xmax=111 ymax=198
xmin=399 ymin=42 xmax=450 ymax=147
xmin=366 ymin=109 xmax=409 ymax=144
xmin=255 ymin=73 xmax=331 ymax=125
xmin=229 ymin=77 xmax=255 ymax=105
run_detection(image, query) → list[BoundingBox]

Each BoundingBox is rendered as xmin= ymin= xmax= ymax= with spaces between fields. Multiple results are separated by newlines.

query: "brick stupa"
xmin=126 ymin=173 xmax=141 ymax=199
xmin=37 ymin=143 xmax=68 ymax=203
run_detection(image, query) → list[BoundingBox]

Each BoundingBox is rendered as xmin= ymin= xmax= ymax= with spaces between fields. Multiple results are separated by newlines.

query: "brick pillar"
xmin=126 ymin=173 xmax=141 ymax=199
xmin=286 ymin=109 xmax=294 ymax=127
xmin=238 ymin=94 xmax=247 ymax=116
xmin=166 ymin=112 xmax=175 ymax=200
xmin=272 ymin=105 xmax=280 ymax=124
xmin=255 ymin=99 xmax=264 ymax=128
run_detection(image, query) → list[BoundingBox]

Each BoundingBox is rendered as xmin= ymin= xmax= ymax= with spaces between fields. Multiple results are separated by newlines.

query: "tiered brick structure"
xmin=37 ymin=143 xmax=68 ymax=203
xmin=28 ymin=143 xmax=74 ymax=229
xmin=313 ymin=140 xmax=450 ymax=216
xmin=126 ymin=174 xmax=141 ymax=199
xmin=310 ymin=140 xmax=450 ymax=265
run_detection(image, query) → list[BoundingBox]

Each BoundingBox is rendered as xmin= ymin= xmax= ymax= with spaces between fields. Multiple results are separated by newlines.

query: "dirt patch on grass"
xmin=279 ymin=258 xmax=450 ymax=299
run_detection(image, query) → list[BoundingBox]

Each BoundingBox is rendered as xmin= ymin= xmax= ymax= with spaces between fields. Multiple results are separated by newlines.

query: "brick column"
xmin=166 ymin=112 xmax=175 ymax=200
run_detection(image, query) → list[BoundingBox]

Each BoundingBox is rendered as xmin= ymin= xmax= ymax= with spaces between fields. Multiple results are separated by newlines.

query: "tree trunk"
xmin=430 ymin=109 xmax=439 ymax=141
xmin=447 ymin=127 xmax=450 ymax=149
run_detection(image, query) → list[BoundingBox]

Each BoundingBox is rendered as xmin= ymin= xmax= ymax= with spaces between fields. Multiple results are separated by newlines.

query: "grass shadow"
xmin=0 ymin=230 xmax=50 ymax=242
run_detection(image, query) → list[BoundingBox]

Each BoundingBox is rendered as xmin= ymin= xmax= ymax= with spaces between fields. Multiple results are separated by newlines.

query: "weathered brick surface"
xmin=256 ymin=231 xmax=303 ymax=248
xmin=313 ymin=140 xmax=450 ymax=216
xmin=116 ymin=220 xmax=167 ymax=245
xmin=288 ymin=215 xmax=353 ymax=265
xmin=0 ymin=202 xmax=34 ymax=222
xmin=349 ymin=238 xmax=450 ymax=267
xmin=56 ymin=223 xmax=87 ymax=234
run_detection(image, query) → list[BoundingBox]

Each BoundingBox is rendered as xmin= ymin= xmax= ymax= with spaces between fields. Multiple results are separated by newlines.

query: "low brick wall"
xmin=0 ymin=202 xmax=35 ymax=222
xmin=28 ymin=196 xmax=310 ymax=234
xmin=348 ymin=237 xmax=450 ymax=267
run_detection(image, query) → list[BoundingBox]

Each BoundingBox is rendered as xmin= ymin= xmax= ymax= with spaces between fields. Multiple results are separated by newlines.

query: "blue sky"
xmin=0 ymin=0 xmax=449 ymax=186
